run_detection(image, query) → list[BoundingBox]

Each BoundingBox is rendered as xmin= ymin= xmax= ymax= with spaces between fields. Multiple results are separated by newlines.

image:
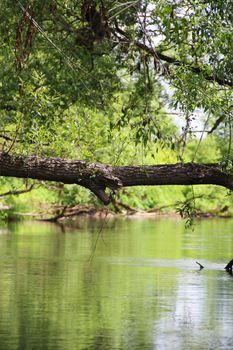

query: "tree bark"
xmin=0 ymin=152 xmax=232 ymax=204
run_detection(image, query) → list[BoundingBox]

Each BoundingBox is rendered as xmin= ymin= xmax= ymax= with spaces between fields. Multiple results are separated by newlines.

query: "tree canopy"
xmin=0 ymin=0 xmax=232 ymax=212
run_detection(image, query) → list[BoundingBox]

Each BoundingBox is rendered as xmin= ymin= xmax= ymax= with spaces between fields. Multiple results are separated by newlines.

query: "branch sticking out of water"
xmin=196 ymin=261 xmax=204 ymax=270
xmin=224 ymin=259 xmax=233 ymax=271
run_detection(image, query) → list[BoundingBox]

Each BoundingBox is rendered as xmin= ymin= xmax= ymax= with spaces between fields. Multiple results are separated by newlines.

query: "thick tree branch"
xmin=114 ymin=163 xmax=233 ymax=190
xmin=0 ymin=153 xmax=232 ymax=204
xmin=0 ymin=153 xmax=122 ymax=205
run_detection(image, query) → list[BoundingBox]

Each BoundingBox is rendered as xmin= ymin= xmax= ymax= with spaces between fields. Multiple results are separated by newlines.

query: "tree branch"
xmin=208 ymin=114 xmax=228 ymax=134
xmin=113 ymin=26 xmax=233 ymax=88
xmin=0 ymin=152 xmax=232 ymax=204
xmin=225 ymin=259 xmax=233 ymax=272
xmin=0 ymin=184 xmax=34 ymax=198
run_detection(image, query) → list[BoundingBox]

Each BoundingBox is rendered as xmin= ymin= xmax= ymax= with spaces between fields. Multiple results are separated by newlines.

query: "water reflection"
xmin=0 ymin=218 xmax=232 ymax=349
xmin=154 ymin=267 xmax=233 ymax=350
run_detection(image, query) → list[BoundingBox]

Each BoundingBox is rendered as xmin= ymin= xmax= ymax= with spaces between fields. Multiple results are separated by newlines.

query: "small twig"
xmin=88 ymin=210 xmax=109 ymax=262
xmin=0 ymin=134 xmax=13 ymax=142
xmin=0 ymin=184 xmax=34 ymax=197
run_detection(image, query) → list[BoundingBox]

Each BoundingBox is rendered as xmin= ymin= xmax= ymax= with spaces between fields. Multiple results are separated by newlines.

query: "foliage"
xmin=0 ymin=0 xmax=232 ymax=216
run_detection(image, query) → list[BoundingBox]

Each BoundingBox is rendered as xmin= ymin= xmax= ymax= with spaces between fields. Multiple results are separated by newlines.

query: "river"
xmin=0 ymin=217 xmax=233 ymax=350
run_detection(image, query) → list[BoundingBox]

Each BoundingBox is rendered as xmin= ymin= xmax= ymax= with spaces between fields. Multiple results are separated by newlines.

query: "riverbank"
xmin=0 ymin=179 xmax=232 ymax=223
xmin=8 ymin=203 xmax=232 ymax=224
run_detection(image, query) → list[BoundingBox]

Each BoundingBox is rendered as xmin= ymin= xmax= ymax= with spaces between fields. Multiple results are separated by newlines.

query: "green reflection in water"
xmin=0 ymin=218 xmax=232 ymax=349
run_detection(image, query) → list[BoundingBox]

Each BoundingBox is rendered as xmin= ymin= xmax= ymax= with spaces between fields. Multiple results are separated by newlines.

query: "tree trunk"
xmin=0 ymin=152 xmax=232 ymax=204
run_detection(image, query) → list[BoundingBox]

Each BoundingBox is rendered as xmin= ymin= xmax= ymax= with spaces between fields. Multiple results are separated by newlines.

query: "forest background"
xmin=0 ymin=0 xmax=232 ymax=222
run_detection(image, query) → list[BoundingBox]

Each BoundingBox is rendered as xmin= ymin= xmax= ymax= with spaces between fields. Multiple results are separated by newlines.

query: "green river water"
xmin=0 ymin=217 xmax=233 ymax=350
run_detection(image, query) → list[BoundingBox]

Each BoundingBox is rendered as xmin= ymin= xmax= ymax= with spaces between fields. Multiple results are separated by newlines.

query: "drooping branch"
xmin=0 ymin=152 xmax=232 ymax=204
xmin=113 ymin=26 xmax=233 ymax=88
